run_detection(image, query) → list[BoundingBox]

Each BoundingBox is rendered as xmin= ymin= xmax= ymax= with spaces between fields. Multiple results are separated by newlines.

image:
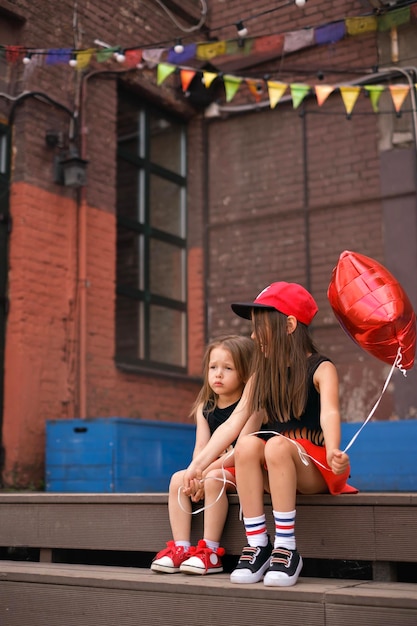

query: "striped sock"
xmin=243 ymin=514 xmax=268 ymax=547
xmin=273 ymin=509 xmax=296 ymax=550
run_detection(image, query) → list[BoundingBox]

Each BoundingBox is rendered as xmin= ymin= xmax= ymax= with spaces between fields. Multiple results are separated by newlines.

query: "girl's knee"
xmin=169 ymin=469 xmax=185 ymax=491
xmin=264 ymin=436 xmax=293 ymax=464
xmin=234 ymin=434 xmax=264 ymax=462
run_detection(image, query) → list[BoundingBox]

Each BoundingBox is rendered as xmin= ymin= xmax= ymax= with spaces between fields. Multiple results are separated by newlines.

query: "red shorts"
xmin=262 ymin=437 xmax=358 ymax=495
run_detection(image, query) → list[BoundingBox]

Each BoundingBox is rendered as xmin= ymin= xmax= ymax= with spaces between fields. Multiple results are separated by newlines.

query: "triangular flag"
xmin=157 ymin=62 xmax=176 ymax=85
xmin=364 ymin=85 xmax=385 ymax=112
xmin=223 ymin=75 xmax=242 ymax=103
xmin=267 ymin=81 xmax=287 ymax=109
xmin=246 ymin=78 xmax=265 ymax=102
xmin=180 ymin=69 xmax=196 ymax=92
xmin=202 ymin=71 xmax=217 ymax=88
xmin=290 ymin=83 xmax=310 ymax=109
xmin=389 ymin=84 xmax=410 ymax=113
xmin=339 ymin=86 xmax=361 ymax=116
xmin=315 ymin=84 xmax=335 ymax=106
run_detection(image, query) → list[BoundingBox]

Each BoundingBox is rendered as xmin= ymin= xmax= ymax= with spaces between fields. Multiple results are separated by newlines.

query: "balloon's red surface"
xmin=327 ymin=250 xmax=416 ymax=370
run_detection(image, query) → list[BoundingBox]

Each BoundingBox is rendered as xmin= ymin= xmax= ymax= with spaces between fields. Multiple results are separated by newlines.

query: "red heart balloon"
xmin=327 ymin=250 xmax=416 ymax=370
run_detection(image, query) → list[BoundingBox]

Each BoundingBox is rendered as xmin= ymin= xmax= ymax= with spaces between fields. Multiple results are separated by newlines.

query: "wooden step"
xmin=0 ymin=492 xmax=416 ymax=581
xmin=1 ymin=561 xmax=417 ymax=626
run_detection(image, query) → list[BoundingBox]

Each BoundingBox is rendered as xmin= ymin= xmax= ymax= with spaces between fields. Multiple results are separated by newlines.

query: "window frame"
xmin=116 ymin=91 xmax=188 ymax=375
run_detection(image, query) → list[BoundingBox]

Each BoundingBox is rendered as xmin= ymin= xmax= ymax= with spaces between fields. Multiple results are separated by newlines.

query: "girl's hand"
xmin=183 ymin=464 xmax=203 ymax=496
xmin=327 ymin=449 xmax=349 ymax=475
xmin=190 ymin=479 xmax=205 ymax=503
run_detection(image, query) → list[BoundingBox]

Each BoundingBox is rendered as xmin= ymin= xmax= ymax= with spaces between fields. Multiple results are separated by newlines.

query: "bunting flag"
xmin=5 ymin=46 xmax=25 ymax=63
xmin=339 ymin=86 xmax=361 ymax=116
xmin=157 ymin=62 xmax=176 ymax=85
xmin=291 ymin=83 xmax=310 ymax=109
xmin=167 ymin=43 xmax=196 ymax=64
xmin=267 ymin=81 xmax=287 ymax=109
xmin=123 ymin=49 xmax=143 ymax=68
xmin=315 ymin=21 xmax=346 ymax=45
xmin=315 ymin=84 xmax=335 ymax=106
xmin=345 ymin=15 xmax=377 ymax=35
xmin=202 ymin=71 xmax=218 ymax=88
xmin=196 ymin=40 xmax=227 ymax=61
xmin=46 ymin=48 xmax=72 ymax=65
xmin=180 ymin=69 xmax=196 ymax=92
xmin=389 ymin=84 xmax=410 ymax=113
xmin=364 ymin=85 xmax=385 ymax=112
xmin=378 ymin=7 xmax=410 ymax=31
xmin=96 ymin=47 xmax=118 ymax=62
xmin=75 ymin=49 xmax=94 ymax=70
xmin=283 ymin=28 xmax=315 ymax=53
xmin=223 ymin=75 xmax=242 ymax=102
xmin=246 ymin=78 xmax=265 ymax=102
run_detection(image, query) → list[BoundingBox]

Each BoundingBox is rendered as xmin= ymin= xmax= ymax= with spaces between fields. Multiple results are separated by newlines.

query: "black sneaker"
xmin=230 ymin=542 xmax=273 ymax=584
xmin=263 ymin=547 xmax=303 ymax=587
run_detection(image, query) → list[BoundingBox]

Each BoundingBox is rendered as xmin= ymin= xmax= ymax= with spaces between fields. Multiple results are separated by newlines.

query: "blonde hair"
xmin=249 ymin=309 xmax=318 ymax=422
xmin=189 ymin=334 xmax=254 ymax=420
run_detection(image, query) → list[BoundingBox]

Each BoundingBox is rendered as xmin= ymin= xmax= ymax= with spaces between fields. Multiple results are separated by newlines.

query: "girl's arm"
xmin=315 ymin=361 xmax=350 ymax=475
xmin=183 ymin=377 xmax=254 ymax=490
xmin=192 ymin=403 xmax=212 ymax=459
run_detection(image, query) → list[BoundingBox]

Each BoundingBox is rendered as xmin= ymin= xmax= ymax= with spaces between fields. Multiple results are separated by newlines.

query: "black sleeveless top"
xmin=203 ymin=399 xmax=240 ymax=446
xmin=260 ymin=354 xmax=330 ymax=446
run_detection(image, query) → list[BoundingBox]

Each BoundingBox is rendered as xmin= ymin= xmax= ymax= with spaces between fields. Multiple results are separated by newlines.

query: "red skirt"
xmin=296 ymin=439 xmax=358 ymax=495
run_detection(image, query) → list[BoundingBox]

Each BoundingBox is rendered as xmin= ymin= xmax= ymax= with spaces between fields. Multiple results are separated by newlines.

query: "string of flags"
xmin=4 ymin=2 xmax=416 ymax=72
xmin=2 ymin=3 xmax=416 ymax=117
xmin=160 ymin=68 xmax=416 ymax=116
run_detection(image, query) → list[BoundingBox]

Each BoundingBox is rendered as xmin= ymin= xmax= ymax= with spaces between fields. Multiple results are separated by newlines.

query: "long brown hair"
xmin=189 ymin=334 xmax=254 ymax=420
xmin=248 ymin=309 xmax=318 ymax=422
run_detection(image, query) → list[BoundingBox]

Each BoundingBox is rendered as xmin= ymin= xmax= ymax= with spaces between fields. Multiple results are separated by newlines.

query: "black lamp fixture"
xmin=54 ymin=149 xmax=88 ymax=188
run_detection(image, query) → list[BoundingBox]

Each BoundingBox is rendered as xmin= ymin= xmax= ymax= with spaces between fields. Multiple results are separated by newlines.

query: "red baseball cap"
xmin=231 ymin=281 xmax=318 ymax=326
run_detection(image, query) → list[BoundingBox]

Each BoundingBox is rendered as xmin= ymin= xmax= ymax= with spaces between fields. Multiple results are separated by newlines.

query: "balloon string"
xmin=342 ymin=347 xmax=403 ymax=453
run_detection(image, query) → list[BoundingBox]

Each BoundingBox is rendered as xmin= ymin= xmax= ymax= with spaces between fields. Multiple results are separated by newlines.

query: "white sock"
xmin=243 ymin=514 xmax=268 ymax=547
xmin=203 ymin=539 xmax=220 ymax=552
xmin=175 ymin=540 xmax=191 ymax=550
xmin=273 ymin=509 xmax=296 ymax=550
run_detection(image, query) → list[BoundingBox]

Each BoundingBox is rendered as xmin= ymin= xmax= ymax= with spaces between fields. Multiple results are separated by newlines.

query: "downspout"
xmin=299 ymin=104 xmax=312 ymax=294
xmin=202 ymin=116 xmax=210 ymax=343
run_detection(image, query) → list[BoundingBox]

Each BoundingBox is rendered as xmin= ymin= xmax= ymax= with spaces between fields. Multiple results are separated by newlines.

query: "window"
xmin=116 ymin=92 xmax=187 ymax=372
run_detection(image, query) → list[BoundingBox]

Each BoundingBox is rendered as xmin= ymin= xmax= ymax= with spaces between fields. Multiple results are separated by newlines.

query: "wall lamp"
xmin=54 ymin=150 xmax=88 ymax=188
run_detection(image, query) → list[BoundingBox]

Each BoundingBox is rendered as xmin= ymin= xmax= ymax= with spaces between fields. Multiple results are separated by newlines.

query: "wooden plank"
xmin=1 ymin=563 xmax=417 ymax=626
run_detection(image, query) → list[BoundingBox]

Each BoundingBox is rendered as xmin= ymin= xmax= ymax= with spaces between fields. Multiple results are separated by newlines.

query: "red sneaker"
xmin=151 ymin=541 xmax=190 ymax=573
xmin=180 ymin=540 xmax=225 ymax=575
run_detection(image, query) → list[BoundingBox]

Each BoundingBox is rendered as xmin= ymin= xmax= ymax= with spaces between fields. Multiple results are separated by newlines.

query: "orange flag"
xmin=180 ymin=69 xmax=196 ymax=92
xmin=246 ymin=78 xmax=265 ymax=102
xmin=389 ymin=84 xmax=410 ymax=113
xmin=315 ymin=85 xmax=335 ymax=106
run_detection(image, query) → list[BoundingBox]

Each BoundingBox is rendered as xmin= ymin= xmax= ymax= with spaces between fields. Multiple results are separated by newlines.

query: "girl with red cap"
xmin=183 ymin=282 xmax=355 ymax=587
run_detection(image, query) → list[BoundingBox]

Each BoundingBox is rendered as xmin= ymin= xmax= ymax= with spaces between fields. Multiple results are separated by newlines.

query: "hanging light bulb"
xmin=174 ymin=39 xmax=184 ymax=54
xmin=235 ymin=20 xmax=248 ymax=38
xmin=114 ymin=49 xmax=126 ymax=63
xmin=69 ymin=54 xmax=77 ymax=68
xmin=22 ymin=52 xmax=32 ymax=65
xmin=295 ymin=0 xmax=307 ymax=7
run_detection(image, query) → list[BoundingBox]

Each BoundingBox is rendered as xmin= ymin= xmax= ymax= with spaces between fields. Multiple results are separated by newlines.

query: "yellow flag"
xmin=345 ymin=16 xmax=377 ymax=35
xmin=75 ymin=49 xmax=94 ymax=70
xmin=267 ymin=81 xmax=287 ymax=109
xmin=339 ymin=86 xmax=361 ymax=115
xmin=202 ymin=71 xmax=218 ymax=88
xmin=389 ymin=84 xmax=410 ymax=113
xmin=157 ymin=63 xmax=176 ymax=85
xmin=196 ymin=41 xmax=227 ymax=60
xmin=315 ymin=85 xmax=334 ymax=106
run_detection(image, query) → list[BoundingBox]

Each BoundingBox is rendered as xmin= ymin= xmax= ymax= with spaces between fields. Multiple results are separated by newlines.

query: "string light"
xmin=174 ymin=39 xmax=184 ymax=54
xmin=295 ymin=0 xmax=307 ymax=7
xmin=22 ymin=52 xmax=32 ymax=65
xmin=69 ymin=54 xmax=77 ymax=68
xmin=235 ymin=20 xmax=248 ymax=38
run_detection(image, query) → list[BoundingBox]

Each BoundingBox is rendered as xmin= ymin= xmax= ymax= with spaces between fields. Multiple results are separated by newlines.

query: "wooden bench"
xmin=0 ymin=492 xmax=416 ymax=581
xmin=0 ymin=492 xmax=416 ymax=625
